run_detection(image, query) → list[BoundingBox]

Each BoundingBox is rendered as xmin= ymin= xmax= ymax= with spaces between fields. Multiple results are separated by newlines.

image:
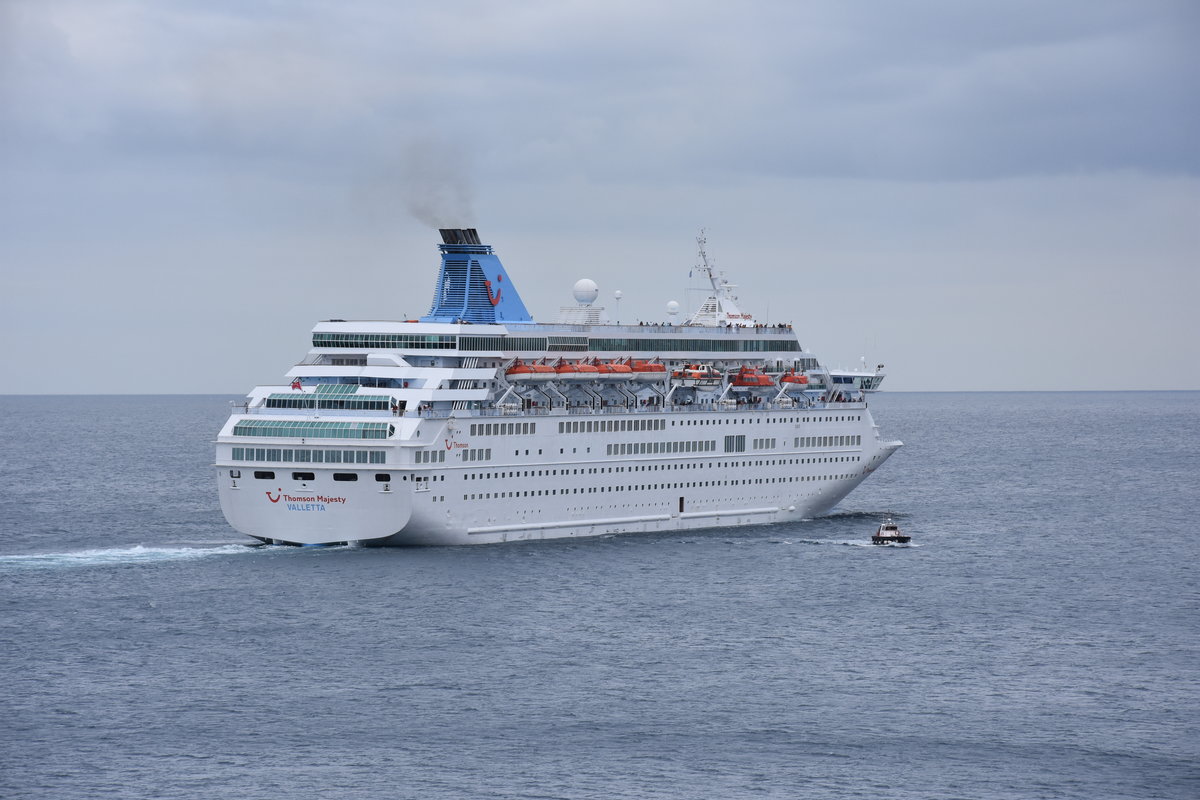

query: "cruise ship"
xmin=216 ymin=229 xmax=902 ymax=546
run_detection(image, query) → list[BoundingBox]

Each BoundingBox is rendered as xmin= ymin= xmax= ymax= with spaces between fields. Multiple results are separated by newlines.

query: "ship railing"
xmin=536 ymin=322 xmax=797 ymax=336
xmin=235 ymin=397 xmax=866 ymax=420
xmin=236 ymin=405 xmax=401 ymax=418
xmin=413 ymin=398 xmax=864 ymax=419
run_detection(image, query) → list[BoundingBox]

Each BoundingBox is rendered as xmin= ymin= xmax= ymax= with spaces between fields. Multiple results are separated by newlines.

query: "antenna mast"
xmin=695 ymin=228 xmax=721 ymax=296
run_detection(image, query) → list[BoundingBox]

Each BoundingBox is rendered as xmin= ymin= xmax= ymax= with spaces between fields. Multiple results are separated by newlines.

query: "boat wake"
xmin=818 ymin=510 xmax=908 ymax=521
xmin=0 ymin=544 xmax=255 ymax=571
xmin=787 ymin=538 xmax=919 ymax=548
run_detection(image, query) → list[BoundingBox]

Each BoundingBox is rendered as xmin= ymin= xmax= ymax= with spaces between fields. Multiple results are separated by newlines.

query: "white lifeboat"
xmin=670 ymin=363 xmax=721 ymax=388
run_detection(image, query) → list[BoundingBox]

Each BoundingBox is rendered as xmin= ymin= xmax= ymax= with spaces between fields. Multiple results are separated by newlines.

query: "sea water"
xmin=1 ymin=393 xmax=1197 ymax=799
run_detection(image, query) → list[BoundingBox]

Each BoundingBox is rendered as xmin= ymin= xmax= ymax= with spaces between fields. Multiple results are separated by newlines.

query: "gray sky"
xmin=2 ymin=0 xmax=1197 ymax=393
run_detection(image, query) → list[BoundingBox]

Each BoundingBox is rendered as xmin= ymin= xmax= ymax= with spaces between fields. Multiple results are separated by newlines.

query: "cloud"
xmin=1 ymin=0 xmax=1197 ymax=392
xmin=3 ymin=0 xmax=1196 ymax=182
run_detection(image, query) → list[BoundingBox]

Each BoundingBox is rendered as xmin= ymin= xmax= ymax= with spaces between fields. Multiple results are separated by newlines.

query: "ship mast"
xmin=695 ymin=228 xmax=722 ymax=297
xmin=688 ymin=229 xmax=755 ymax=326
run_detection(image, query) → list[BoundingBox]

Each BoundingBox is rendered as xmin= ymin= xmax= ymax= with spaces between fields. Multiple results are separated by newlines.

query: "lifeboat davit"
xmin=730 ymin=365 xmax=774 ymax=389
xmin=630 ymin=359 xmax=667 ymax=382
xmin=670 ymin=363 xmax=722 ymax=388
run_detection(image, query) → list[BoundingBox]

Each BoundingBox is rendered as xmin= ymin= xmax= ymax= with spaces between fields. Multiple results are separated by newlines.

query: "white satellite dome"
xmin=666 ymin=300 xmax=680 ymax=316
xmin=573 ymin=278 xmax=599 ymax=305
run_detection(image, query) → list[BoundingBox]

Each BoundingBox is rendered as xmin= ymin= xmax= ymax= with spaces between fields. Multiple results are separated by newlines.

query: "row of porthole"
xmin=242 ymin=470 xmax=390 ymax=482
xmin=462 ymin=473 xmax=858 ymax=500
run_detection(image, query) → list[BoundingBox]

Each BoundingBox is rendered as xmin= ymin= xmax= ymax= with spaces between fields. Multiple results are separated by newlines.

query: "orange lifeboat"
xmin=779 ymin=369 xmax=810 ymax=386
xmin=531 ymin=363 xmax=556 ymax=381
xmin=630 ymin=359 xmax=667 ymax=382
xmin=506 ymin=359 xmax=555 ymax=382
xmin=555 ymin=361 xmax=581 ymax=381
xmin=506 ymin=359 xmax=534 ymax=382
xmin=730 ymin=365 xmax=774 ymax=388
xmin=594 ymin=360 xmax=634 ymax=382
xmin=574 ymin=362 xmax=600 ymax=380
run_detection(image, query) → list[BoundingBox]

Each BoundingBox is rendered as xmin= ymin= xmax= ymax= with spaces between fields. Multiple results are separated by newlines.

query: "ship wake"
xmin=0 ymin=544 xmax=255 ymax=571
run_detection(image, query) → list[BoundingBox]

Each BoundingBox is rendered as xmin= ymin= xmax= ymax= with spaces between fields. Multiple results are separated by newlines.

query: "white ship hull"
xmin=217 ymin=408 xmax=900 ymax=546
xmin=215 ymin=228 xmax=902 ymax=547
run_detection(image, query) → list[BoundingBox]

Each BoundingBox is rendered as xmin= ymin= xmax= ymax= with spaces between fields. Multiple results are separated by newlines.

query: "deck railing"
xmin=230 ymin=390 xmax=865 ymax=419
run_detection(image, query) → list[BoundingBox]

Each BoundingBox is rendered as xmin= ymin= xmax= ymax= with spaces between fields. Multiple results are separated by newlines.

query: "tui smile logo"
xmin=263 ymin=490 xmax=348 ymax=510
xmin=484 ymin=275 xmax=502 ymax=306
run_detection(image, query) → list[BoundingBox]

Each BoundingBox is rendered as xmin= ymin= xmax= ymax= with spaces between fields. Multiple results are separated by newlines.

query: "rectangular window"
xmin=333 ymin=473 xmax=358 ymax=482
xmin=370 ymin=451 xmax=385 ymax=464
xmin=253 ymin=471 xmax=275 ymax=480
xmin=292 ymin=472 xmax=315 ymax=481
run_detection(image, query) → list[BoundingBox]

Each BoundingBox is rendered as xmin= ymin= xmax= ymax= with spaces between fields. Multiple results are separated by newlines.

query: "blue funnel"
xmin=421 ymin=229 xmax=534 ymax=324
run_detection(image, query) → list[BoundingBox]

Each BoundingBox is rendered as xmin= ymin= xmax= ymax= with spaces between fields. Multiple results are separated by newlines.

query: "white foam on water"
xmin=791 ymin=538 xmax=921 ymax=548
xmin=0 ymin=544 xmax=255 ymax=571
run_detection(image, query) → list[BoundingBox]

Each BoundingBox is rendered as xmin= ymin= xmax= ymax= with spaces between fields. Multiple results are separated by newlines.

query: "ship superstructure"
xmin=216 ymin=229 xmax=902 ymax=546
